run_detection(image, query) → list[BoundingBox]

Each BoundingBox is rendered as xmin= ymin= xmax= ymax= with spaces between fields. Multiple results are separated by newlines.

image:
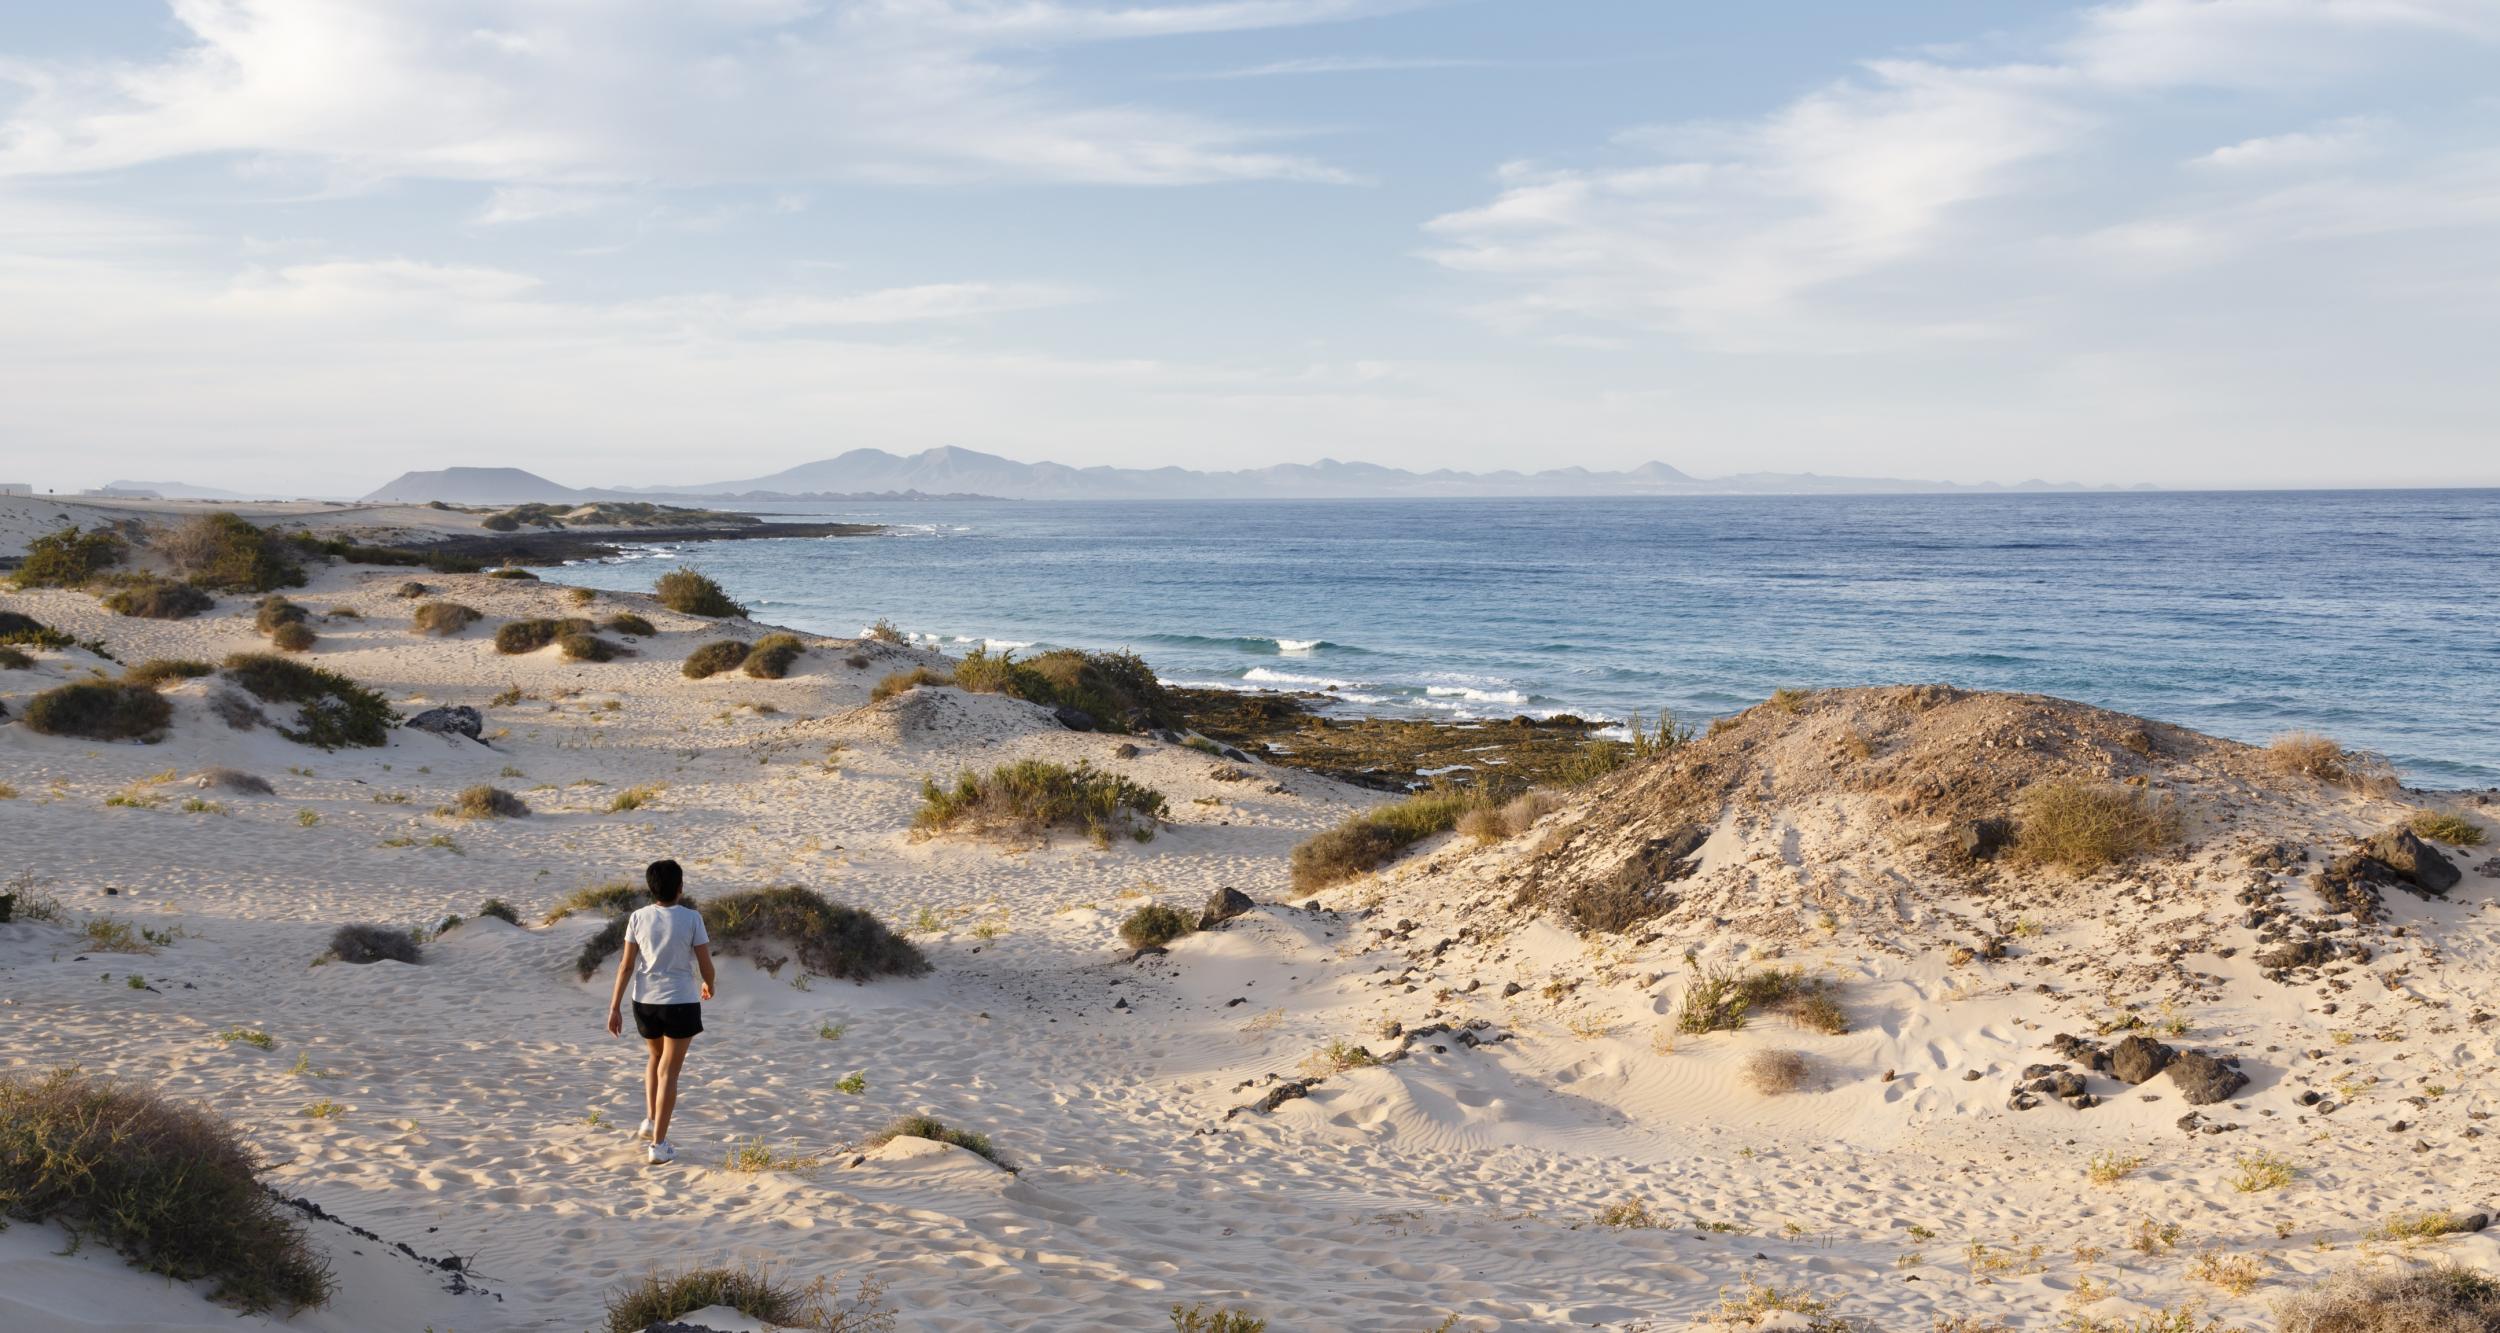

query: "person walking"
xmin=604 ymin=859 xmax=715 ymax=1164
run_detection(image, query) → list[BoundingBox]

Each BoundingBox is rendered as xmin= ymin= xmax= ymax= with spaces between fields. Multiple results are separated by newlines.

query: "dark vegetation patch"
xmin=486 ymin=566 xmax=537 ymax=580
xmin=557 ymin=632 xmax=624 ymax=662
xmin=601 ymin=1264 xmax=889 ymax=1333
xmin=1169 ymin=684 xmax=1616 ymax=791
xmin=476 ymin=898 xmax=520 ymax=925
xmin=952 ymin=646 xmax=1173 ymax=733
xmin=222 ymin=653 xmax=397 ymax=748
xmin=915 ymin=760 xmax=1166 ymax=847
xmin=601 ymin=612 xmax=655 ymax=637
xmin=0 ymin=1067 xmax=333 ymax=1312
xmin=0 ymin=645 xmax=30 ymax=669
xmin=0 ymin=610 xmax=74 ymax=648
xmin=682 ymin=639 xmax=752 ymax=679
xmin=573 ymin=885 xmax=927 ymax=984
xmin=254 ymin=596 xmax=310 ymax=634
xmin=11 ymin=524 xmax=129 ymax=588
xmin=21 ymin=680 xmax=172 ymax=741
xmin=871 ymin=665 xmax=949 ymax=700
xmin=488 ymin=501 xmax=766 ymax=532
xmin=102 ymin=578 xmax=215 ymax=620
xmin=450 ymin=785 xmax=529 ymax=819
xmin=269 ymin=621 xmax=318 ymax=653
xmin=743 ymin=632 xmax=805 ymax=679
xmin=328 ymin=923 xmax=422 ymax=965
xmin=411 ymin=601 xmax=481 ymax=636
xmin=1289 ymin=785 xmax=1491 ymax=893
xmin=654 ymin=567 xmax=747 ymax=618
xmin=124 ymin=658 xmax=217 ymax=688
xmin=494 ymin=617 xmax=593 ymax=654
xmin=159 ymin=513 xmax=304 ymax=592
xmin=1119 ymin=903 xmax=1195 ymax=950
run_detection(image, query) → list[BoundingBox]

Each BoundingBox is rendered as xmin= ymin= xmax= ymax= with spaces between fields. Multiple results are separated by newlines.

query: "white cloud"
xmin=0 ymin=0 xmax=1422 ymax=188
xmin=2195 ymin=118 xmax=2380 ymax=170
xmin=1186 ymin=54 xmax=1491 ymax=79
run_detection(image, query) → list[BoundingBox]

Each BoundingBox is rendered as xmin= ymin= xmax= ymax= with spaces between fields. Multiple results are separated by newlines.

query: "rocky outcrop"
xmin=404 ymin=705 xmax=484 ymax=742
xmin=1198 ymin=887 xmax=1255 ymax=930
xmin=2167 ymin=1050 xmax=2248 ymax=1105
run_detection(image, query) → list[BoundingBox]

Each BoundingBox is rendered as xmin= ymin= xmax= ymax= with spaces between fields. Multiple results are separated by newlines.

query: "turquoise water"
xmin=533 ymin=491 xmax=2500 ymax=787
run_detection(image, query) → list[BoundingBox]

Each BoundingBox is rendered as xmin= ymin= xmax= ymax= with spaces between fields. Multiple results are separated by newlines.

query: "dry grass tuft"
xmin=917 ymin=759 xmax=1166 ymax=847
xmin=411 ymin=601 xmax=480 ymax=636
xmin=268 ymin=621 xmax=317 ymax=653
xmin=601 ymin=1265 xmax=890 ymax=1333
xmin=103 ymin=578 xmax=215 ymax=619
xmin=1290 ymin=785 xmax=1490 ymax=893
xmin=328 ymin=924 xmax=422 ymax=965
xmin=2013 ymin=779 xmax=2181 ymax=873
xmin=2408 ymin=811 xmax=2488 ymax=847
xmin=866 ymin=1115 xmax=1009 ymax=1169
xmin=600 ymin=612 xmax=655 ymax=637
xmin=2277 ymin=1263 xmax=2500 ymax=1333
xmin=872 ymin=665 xmax=952 ymax=699
xmin=450 ymin=785 xmax=530 ymax=819
xmin=744 ymin=632 xmax=806 ymax=679
xmin=1742 ymin=1047 xmax=1810 ymax=1095
xmin=683 ymin=639 xmax=753 ymax=679
xmin=2265 ymin=732 xmax=2399 ymax=794
xmin=1457 ymin=790 xmax=1562 ymax=844
xmin=124 ymin=658 xmax=217 ymax=688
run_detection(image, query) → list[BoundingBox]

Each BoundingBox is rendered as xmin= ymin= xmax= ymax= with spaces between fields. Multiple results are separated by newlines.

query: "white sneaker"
xmin=646 ymin=1139 xmax=675 ymax=1164
xmin=637 ymin=1118 xmax=655 ymax=1138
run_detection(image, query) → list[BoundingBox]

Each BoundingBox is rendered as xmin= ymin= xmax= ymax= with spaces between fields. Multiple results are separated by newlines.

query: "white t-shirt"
xmin=625 ymin=903 xmax=709 ymax=1006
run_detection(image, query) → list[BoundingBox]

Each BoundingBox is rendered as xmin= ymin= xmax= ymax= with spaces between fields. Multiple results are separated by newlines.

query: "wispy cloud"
xmin=1185 ymin=54 xmax=1493 ymax=79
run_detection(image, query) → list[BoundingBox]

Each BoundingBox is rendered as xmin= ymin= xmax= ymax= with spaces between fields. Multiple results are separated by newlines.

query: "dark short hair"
xmin=645 ymin=859 xmax=684 ymax=904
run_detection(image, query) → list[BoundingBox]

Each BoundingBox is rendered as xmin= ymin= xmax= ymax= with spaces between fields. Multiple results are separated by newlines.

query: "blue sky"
xmin=1 ymin=0 xmax=2495 ymax=494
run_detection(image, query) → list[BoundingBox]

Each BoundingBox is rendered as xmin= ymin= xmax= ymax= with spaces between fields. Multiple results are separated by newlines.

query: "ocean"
xmin=529 ymin=491 xmax=2500 ymax=788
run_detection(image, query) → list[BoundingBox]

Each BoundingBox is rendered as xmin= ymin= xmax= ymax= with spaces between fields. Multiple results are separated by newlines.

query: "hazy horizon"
xmin=3 ymin=2 xmax=2496 ymax=494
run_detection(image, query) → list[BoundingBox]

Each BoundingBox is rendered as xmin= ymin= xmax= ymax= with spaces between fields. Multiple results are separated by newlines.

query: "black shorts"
xmin=631 ymin=1002 xmax=703 ymax=1040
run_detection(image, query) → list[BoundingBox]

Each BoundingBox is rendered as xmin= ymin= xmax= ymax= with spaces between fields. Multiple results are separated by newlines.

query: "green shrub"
xmin=20 ymin=681 xmax=171 ymax=741
xmin=682 ymin=639 xmax=752 ymax=679
xmin=12 ymin=525 xmax=127 ymax=588
xmin=102 ymin=578 xmax=214 ymax=619
xmin=124 ymin=658 xmax=217 ymax=688
xmin=0 ymin=1068 xmax=332 ymax=1311
xmin=0 ymin=610 xmax=74 ymax=648
xmin=557 ymin=632 xmax=622 ymax=662
xmin=868 ymin=1115 xmax=1008 ymax=1170
xmin=480 ymin=513 xmax=521 ymax=532
xmin=269 ymin=621 xmax=317 ymax=653
xmin=2410 ymin=811 xmax=2488 ymax=847
xmin=1170 ymin=1304 xmax=1267 ymax=1333
xmin=949 ymin=646 xmax=1173 ymax=732
xmin=254 ymin=596 xmax=309 ymax=634
xmin=601 ymin=612 xmax=655 ymax=637
xmin=655 ymin=567 xmax=746 ymax=618
xmin=476 ymin=898 xmax=520 ymax=925
xmin=601 ymin=1264 xmax=888 ymax=1333
xmin=494 ymin=617 xmax=593 ymax=654
xmin=872 ymin=665 xmax=951 ymax=700
xmin=2014 ymin=779 xmax=2181 ymax=872
xmin=394 ymin=580 xmax=429 ymax=598
xmin=221 ymin=653 xmax=397 ymax=749
xmin=544 ymin=881 xmax=646 ymax=923
xmin=411 ymin=601 xmax=480 ymax=635
xmin=328 ymin=924 xmax=421 ymax=965
xmin=915 ymin=760 xmax=1166 ymax=847
xmin=0 ymin=645 xmax=31 ymax=670
xmin=1119 ymin=903 xmax=1194 ymax=949
xmin=866 ymin=618 xmax=905 ymax=644
xmin=743 ymin=632 xmax=805 ymax=679
xmin=574 ymin=884 xmax=927 ymax=984
xmin=158 ymin=513 xmax=303 ymax=592
xmin=486 ymin=566 xmax=537 ymax=580
xmin=1288 ymin=785 xmax=1489 ymax=892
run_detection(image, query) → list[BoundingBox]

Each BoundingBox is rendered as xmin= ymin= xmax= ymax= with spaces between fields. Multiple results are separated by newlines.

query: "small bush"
xmin=0 ymin=610 xmax=74 ymax=648
xmin=0 ymin=645 xmax=31 ymax=669
xmin=866 ymin=618 xmax=905 ymax=643
xmin=1171 ymin=1304 xmax=1267 ymax=1333
xmin=574 ymin=884 xmax=927 ymax=984
xmin=2228 ymin=1151 xmax=2297 ymax=1193
xmin=867 ymin=1115 xmax=1008 ymax=1170
xmin=269 ymin=621 xmax=317 ymax=653
xmin=1289 ymin=785 xmax=1488 ymax=892
xmin=1457 ymin=790 xmax=1561 ymax=844
xmin=411 ymin=601 xmax=480 ymax=636
xmin=328 ymin=924 xmax=421 ymax=965
xmin=2013 ymin=779 xmax=2181 ymax=873
xmin=948 ymin=646 xmax=1174 ymax=732
xmin=476 ymin=898 xmax=521 ymax=925
xmin=393 ymin=580 xmax=429 ymax=598
xmin=0 ymin=1068 xmax=332 ymax=1311
xmin=159 ymin=513 xmax=303 ymax=592
xmin=494 ymin=617 xmax=593 ymax=654
xmin=601 ymin=1265 xmax=889 ymax=1333
xmin=1120 ymin=903 xmax=1195 ymax=949
xmin=254 ymin=596 xmax=310 ymax=634
xmin=451 ymin=785 xmax=529 ymax=819
xmin=2277 ymin=1264 xmax=2500 ymax=1333
xmin=103 ymin=578 xmax=214 ymax=619
xmin=545 ymin=881 xmax=645 ymax=923
xmin=2266 ymin=731 xmax=2398 ymax=794
xmin=20 ymin=680 xmax=171 ymax=741
xmin=744 ymin=632 xmax=805 ymax=679
xmin=221 ymin=653 xmax=397 ymax=749
xmin=607 ymin=783 xmax=663 ymax=812
xmin=124 ymin=658 xmax=217 ymax=688
xmin=565 ymin=586 xmax=595 ymax=605
xmin=916 ymin=759 xmax=1166 ymax=846
xmin=601 ymin=612 xmax=655 ymax=637
xmin=1743 ymin=1048 xmax=1810 ymax=1095
xmin=557 ymin=632 xmax=623 ymax=662
xmin=683 ymin=639 xmax=753 ymax=679
xmin=2410 ymin=811 xmax=2488 ymax=847
xmin=872 ymin=665 xmax=951 ymax=699
xmin=486 ymin=566 xmax=537 ymax=580
xmin=13 ymin=525 xmax=128 ymax=588
xmin=655 ymin=567 xmax=746 ymax=618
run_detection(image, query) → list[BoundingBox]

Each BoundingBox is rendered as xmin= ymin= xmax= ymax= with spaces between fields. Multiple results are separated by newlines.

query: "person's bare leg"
xmin=642 ymin=1038 xmax=664 ymax=1136
xmin=653 ymin=1036 xmax=693 ymax=1143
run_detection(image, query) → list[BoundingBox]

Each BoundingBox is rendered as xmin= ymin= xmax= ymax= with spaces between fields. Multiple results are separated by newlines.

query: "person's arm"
xmin=605 ymin=940 xmax=640 ymax=1036
xmin=693 ymin=943 xmax=716 ymax=1001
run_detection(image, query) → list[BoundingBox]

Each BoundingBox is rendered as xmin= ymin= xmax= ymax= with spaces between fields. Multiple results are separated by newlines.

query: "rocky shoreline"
xmin=1168 ymin=685 xmax=1613 ymax=791
xmin=402 ymin=520 xmax=882 ymax=566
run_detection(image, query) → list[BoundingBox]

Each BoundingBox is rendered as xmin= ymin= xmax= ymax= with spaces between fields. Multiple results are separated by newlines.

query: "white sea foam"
xmin=1275 ymin=638 xmax=1323 ymax=655
xmin=1424 ymin=684 xmax=1531 ymax=706
xmin=1243 ymin=667 xmax=1360 ymax=690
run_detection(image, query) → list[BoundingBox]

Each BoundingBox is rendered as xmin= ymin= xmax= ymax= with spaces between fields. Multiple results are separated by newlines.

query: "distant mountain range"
xmin=360 ymin=448 xmax=2147 ymax=504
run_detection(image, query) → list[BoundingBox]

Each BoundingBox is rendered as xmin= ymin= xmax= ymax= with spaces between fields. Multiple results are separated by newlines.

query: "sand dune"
xmin=6 ymin=554 xmax=2500 ymax=1331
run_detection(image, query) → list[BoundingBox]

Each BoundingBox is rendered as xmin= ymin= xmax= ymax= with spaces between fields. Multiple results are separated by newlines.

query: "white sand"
xmin=6 ymin=554 xmax=2500 ymax=1331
